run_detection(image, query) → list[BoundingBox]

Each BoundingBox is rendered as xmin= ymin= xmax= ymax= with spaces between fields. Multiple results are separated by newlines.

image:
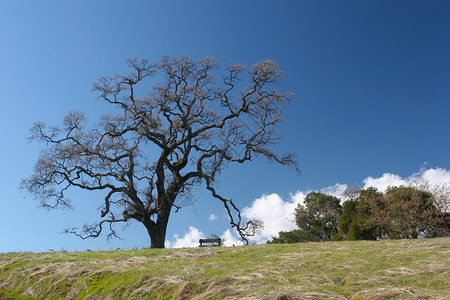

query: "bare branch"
xmin=64 ymin=216 xmax=127 ymax=240
xmin=23 ymin=55 xmax=297 ymax=248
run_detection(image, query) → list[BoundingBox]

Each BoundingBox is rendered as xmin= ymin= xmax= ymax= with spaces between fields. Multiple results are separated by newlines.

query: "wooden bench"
xmin=199 ymin=238 xmax=222 ymax=247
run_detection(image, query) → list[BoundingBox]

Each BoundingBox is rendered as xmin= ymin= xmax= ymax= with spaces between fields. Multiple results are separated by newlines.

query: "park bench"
xmin=199 ymin=238 xmax=222 ymax=247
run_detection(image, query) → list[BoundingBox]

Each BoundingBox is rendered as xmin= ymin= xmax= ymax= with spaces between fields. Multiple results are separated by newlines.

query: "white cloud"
xmin=417 ymin=168 xmax=450 ymax=187
xmin=362 ymin=173 xmax=408 ymax=192
xmin=220 ymin=229 xmax=244 ymax=247
xmin=242 ymin=192 xmax=306 ymax=244
xmin=320 ymin=183 xmax=348 ymax=198
xmin=209 ymin=214 xmax=217 ymax=221
xmin=362 ymin=168 xmax=450 ymax=192
xmin=171 ymin=226 xmax=205 ymax=248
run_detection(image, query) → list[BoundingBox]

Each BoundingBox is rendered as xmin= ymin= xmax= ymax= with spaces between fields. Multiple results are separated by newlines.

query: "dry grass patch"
xmin=1 ymin=238 xmax=449 ymax=299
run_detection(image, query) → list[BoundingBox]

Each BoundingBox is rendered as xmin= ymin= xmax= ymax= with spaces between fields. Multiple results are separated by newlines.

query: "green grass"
xmin=1 ymin=238 xmax=449 ymax=299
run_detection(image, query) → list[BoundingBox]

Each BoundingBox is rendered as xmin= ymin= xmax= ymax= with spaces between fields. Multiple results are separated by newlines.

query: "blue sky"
xmin=1 ymin=1 xmax=449 ymax=252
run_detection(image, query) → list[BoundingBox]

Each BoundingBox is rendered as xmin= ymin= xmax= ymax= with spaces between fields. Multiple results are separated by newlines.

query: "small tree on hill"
xmin=295 ymin=192 xmax=343 ymax=241
xmin=267 ymin=230 xmax=320 ymax=244
xmin=22 ymin=56 xmax=297 ymax=248
xmin=366 ymin=186 xmax=448 ymax=239
xmin=338 ymin=187 xmax=381 ymax=240
xmin=338 ymin=186 xmax=449 ymax=240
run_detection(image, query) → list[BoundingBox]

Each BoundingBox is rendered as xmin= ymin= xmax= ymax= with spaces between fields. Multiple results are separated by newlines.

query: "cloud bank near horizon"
xmin=168 ymin=167 xmax=450 ymax=248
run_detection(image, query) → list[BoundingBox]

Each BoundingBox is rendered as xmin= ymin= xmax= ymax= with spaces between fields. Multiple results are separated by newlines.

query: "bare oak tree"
xmin=22 ymin=56 xmax=297 ymax=248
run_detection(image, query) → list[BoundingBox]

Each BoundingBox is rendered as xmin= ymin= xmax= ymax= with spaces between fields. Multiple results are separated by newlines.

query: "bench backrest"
xmin=199 ymin=238 xmax=221 ymax=247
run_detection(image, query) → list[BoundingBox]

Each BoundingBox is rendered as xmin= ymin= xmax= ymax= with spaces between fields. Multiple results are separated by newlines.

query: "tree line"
xmin=268 ymin=183 xmax=449 ymax=244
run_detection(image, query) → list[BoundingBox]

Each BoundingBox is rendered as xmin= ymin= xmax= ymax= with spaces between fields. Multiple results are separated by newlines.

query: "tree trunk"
xmin=149 ymin=228 xmax=165 ymax=248
xmin=146 ymin=208 xmax=171 ymax=248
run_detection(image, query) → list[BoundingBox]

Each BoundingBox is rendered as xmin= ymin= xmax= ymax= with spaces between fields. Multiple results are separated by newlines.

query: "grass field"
xmin=0 ymin=237 xmax=449 ymax=299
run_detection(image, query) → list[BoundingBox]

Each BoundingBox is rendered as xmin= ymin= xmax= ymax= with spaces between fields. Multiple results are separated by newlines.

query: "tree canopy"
xmin=295 ymin=192 xmax=343 ymax=242
xmin=337 ymin=187 xmax=381 ymax=240
xmin=22 ymin=56 xmax=297 ymax=248
xmin=367 ymin=186 xmax=448 ymax=239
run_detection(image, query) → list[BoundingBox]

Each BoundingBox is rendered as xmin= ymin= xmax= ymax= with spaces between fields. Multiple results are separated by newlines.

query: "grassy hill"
xmin=0 ymin=238 xmax=449 ymax=299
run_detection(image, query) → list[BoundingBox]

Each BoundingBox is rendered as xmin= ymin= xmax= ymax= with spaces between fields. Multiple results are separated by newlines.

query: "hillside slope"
xmin=1 ymin=238 xmax=449 ymax=299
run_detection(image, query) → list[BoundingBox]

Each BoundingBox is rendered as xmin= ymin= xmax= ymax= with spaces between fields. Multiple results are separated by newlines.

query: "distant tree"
xmin=338 ymin=187 xmax=380 ymax=240
xmin=267 ymin=230 xmax=320 ymax=244
xmin=295 ymin=192 xmax=343 ymax=242
xmin=412 ymin=175 xmax=450 ymax=214
xmin=339 ymin=186 xmax=449 ymax=240
xmin=21 ymin=56 xmax=297 ymax=248
xmin=412 ymin=176 xmax=450 ymax=236
xmin=366 ymin=186 xmax=449 ymax=239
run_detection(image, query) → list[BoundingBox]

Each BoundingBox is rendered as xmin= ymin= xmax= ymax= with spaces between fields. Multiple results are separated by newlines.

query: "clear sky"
xmin=1 ymin=1 xmax=449 ymax=252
